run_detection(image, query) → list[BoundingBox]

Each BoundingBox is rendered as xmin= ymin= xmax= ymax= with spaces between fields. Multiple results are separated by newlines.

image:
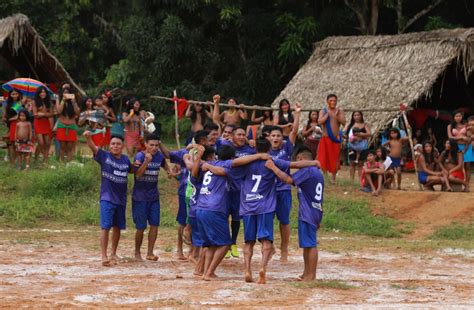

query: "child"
xmin=383 ymin=128 xmax=407 ymax=189
xmin=84 ymin=130 xmax=132 ymax=266
xmin=132 ymin=133 xmax=171 ymax=262
xmin=14 ymin=110 xmax=34 ymax=170
xmin=361 ymin=150 xmax=384 ymax=196
xmin=376 ymin=146 xmax=394 ymax=189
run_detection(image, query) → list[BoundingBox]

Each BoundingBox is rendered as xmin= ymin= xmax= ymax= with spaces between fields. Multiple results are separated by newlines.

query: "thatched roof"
xmin=272 ymin=28 xmax=474 ymax=132
xmin=0 ymin=13 xmax=84 ymax=96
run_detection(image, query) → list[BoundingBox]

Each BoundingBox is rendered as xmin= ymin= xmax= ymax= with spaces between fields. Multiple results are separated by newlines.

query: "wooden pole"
xmin=149 ymin=95 xmax=402 ymax=113
xmin=173 ymin=90 xmax=181 ymax=149
xmin=401 ymin=110 xmax=423 ymax=191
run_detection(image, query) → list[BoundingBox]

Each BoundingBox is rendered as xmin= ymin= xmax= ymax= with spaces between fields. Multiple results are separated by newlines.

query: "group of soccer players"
xmin=85 ymin=102 xmax=325 ymax=283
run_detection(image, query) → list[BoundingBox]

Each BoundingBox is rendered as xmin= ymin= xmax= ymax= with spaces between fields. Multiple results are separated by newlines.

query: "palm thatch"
xmin=272 ymin=28 xmax=474 ymax=133
xmin=0 ymin=13 xmax=84 ymax=96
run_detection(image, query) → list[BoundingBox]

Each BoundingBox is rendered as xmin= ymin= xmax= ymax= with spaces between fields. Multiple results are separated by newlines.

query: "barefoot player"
xmin=84 ymin=131 xmax=132 ymax=266
xmin=132 ymin=133 xmax=171 ymax=261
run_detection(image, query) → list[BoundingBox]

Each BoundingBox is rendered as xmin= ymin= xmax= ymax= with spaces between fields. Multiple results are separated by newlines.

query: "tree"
xmin=344 ymin=0 xmax=379 ymax=34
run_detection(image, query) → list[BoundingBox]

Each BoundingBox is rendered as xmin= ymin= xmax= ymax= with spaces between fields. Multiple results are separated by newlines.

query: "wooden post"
xmin=401 ymin=110 xmax=423 ymax=191
xmin=173 ymin=90 xmax=181 ymax=149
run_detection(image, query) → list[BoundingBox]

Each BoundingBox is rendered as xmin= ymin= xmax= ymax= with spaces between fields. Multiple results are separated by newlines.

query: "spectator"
xmin=447 ymin=111 xmax=472 ymax=191
xmin=32 ymin=86 xmax=54 ymax=163
xmin=122 ymin=98 xmax=143 ymax=157
xmin=185 ymin=102 xmax=212 ymax=145
xmin=344 ymin=111 xmax=371 ymax=183
xmin=439 ymin=139 xmax=468 ymax=191
xmin=416 ymin=141 xmax=451 ymax=191
xmin=302 ymin=110 xmax=322 ymax=159
xmin=55 ymin=87 xmax=80 ymax=162
xmin=3 ymin=88 xmax=24 ymax=165
xmin=273 ymin=99 xmax=294 ymax=139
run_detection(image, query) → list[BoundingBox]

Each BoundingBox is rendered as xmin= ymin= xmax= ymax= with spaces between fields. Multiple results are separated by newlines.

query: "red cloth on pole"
xmin=172 ymin=97 xmax=188 ymax=119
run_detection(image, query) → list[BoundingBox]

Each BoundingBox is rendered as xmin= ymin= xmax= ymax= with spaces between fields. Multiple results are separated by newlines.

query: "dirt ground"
xmin=1 ymin=162 xmax=473 ymax=308
xmin=0 ymin=227 xmax=473 ymax=308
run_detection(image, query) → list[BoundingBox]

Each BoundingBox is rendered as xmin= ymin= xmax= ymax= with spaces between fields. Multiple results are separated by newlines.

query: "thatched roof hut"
xmin=272 ymin=28 xmax=474 ymax=134
xmin=0 ymin=13 xmax=84 ymax=96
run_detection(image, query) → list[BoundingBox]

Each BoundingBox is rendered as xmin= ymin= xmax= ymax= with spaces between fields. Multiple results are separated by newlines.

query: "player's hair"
xmin=256 ymin=137 xmax=271 ymax=153
xmin=194 ymin=130 xmax=209 ymax=145
xmin=467 ymin=115 xmax=474 ymax=122
xmin=292 ymin=145 xmax=312 ymax=160
xmin=269 ymin=126 xmax=283 ymax=134
xmin=110 ymin=135 xmax=124 ymax=143
xmin=233 ymin=126 xmax=246 ymax=133
xmin=145 ymin=133 xmax=160 ymax=142
xmin=223 ymin=124 xmax=236 ymax=132
xmin=326 ymin=94 xmax=337 ymax=101
xmin=204 ymin=122 xmax=219 ymax=132
xmin=261 ymin=125 xmax=274 ymax=137
xmin=202 ymin=146 xmax=216 ymax=160
xmin=217 ymin=144 xmax=236 ymax=160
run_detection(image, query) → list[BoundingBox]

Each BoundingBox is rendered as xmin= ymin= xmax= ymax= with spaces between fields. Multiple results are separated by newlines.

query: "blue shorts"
xmin=176 ymin=194 xmax=187 ymax=225
xmin=243 ymin=212 xmax=274 ymax=242
xmin=389 ymin=156 xmax=401 ymax=168
xmin=132 ymin=200 xmax=160 ymax=230
xmin=189 ymin=216 xmax=203 ymax=247
xmin=229 ymin=191 xmax=242 ymax=221
xmin=298 ymin=220 xmax=317 ymax=248
xmin=100 ymin=200 xmax=126 ymax=230
xmin=196 ymin=210 xmax=232 ymax=247
xmin=276 ymin=191 xmax=292 ymax=225
xmin=418 ymin=171 xmax=428 ymax=184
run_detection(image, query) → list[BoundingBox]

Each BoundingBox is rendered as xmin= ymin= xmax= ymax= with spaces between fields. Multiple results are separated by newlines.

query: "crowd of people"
xmin=2 ymin=85 xmax=473 ymax=282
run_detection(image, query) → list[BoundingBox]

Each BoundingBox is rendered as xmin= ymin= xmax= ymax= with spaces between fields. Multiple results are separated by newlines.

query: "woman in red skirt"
xmin=102 ymin=92 xmax=116 ymax=146
xmin=2 ymin=88 xmax=23 ymax=165
xmin=55 ymin=87 xmax=80 ymax=162
xmin=33 ymin=86 xmax=54 ymax=163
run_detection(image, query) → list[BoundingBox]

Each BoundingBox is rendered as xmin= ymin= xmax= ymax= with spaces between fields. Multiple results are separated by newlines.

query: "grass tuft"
xmin=290 ymin=279 xmax=356 ymax=290
xmin=430 ymin=223 xmax=474 ymax=241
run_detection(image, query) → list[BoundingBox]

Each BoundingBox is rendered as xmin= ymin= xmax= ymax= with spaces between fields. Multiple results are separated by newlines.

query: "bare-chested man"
xmin=212 ymin=94 xmax=247 ymax=127
xmin=317 ymin=94 xmax=346 ymax=184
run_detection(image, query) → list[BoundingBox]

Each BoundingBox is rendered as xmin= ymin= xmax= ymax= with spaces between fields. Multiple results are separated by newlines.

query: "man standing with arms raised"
xmin=317 ymin=94 xmax=346 ymax=184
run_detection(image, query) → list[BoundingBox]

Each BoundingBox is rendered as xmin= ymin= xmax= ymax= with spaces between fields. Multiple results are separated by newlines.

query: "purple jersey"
xmin=222 ymin=140 xmax=256 ymax=191
xmin=196 ymin=160 xmax=233 ymax=214
xmin=94 ymin=149 xmax=131 ymax=206
xmin=292 ymin=166 xmax=324 ymax=226
xmin=169 ymin=149 xmax=188 ymax=196
xmin=269 ymin=141 xmax=293 ymax=192
xmin=239 ymin=159 xmax=290 ymax=216
xmin=188 ymin=172 xmax=203 ymax=218
xmin=132 ymin=151 xmax=165 ymax=201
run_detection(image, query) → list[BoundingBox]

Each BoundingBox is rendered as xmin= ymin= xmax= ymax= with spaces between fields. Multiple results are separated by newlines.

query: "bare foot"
xmin=209 ymin=273 xmax=218 ymax=278
xmin=176 ymin=253 xmax=187 ymax=261
xmin=188 ymin=256 xmax=198 ymax=265
xmin=280 ymin=251 xmax=288 ymax=263
xmin=245 ymin=272 xmax=253 ymax=283
xmin=202 ymin=274 xmax=214 ymax=281
xmin=110 ymin=254 xmax=120 ymax=265
xmin=193 ymin=271 xmax=203 ymax=276
xmin=135 ymin=254 xmax=143 ymax=262
xmin=101 ymin=258 xmax=111 ymax=267
xmin=146 ymin=254 xmax=159 ymax=261
xmin=302 ymin=276 xmax=315 ymax=282
xmin=256 ymin=269 xmax=266 ymax=284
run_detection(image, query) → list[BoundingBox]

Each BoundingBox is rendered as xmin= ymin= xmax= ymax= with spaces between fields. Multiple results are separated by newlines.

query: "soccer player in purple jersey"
xmin=268 ymin=102 xmax=301 ymax=262
xmin=184 ymin=145 xmax=216 ymax=276
xmin=221 ymin=126 xmax=256 ymax=258
xmin=236 ymin=137 xmax=319 ymax=284
xmin=84 ymin=131 xmax=132 ymax=267
xmin=132 ymin=133 xmax=171 ymax=262
xmin=266 ymin=146 xmax=324 ymax=282
xmin=192 ymin=144 xmax=270 ymax=281
xmin=160 ymin=130 xmax=209 ymax=261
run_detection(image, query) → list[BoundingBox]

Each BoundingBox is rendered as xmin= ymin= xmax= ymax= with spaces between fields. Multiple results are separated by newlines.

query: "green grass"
xmin=430 ymin=223 xmax=474 ymax=241
xmin=390 ymin=283 xmax=419 ymax=290
xmin=290 ymin=279 xmax=356 ymax=290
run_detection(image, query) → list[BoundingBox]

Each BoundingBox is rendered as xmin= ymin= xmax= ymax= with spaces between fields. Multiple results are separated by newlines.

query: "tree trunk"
xmin=344 ymin=0 xmax=379 ymax=35
xmin=369 ymin=0 xmax=378 ymax=35
xmin=399 ymin=0 xmax=445 ymax=33
xmin=396 ymin=0 xmax=403 ymax=34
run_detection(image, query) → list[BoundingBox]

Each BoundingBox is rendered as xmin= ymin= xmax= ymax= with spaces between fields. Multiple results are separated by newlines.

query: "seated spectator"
xmin=416 ymin=142 xmax=451 ymax=191
xmin=439 ymin=139 xmax=469 ymax=192
xmin=360 ymin=149 xmax=384 ymax=196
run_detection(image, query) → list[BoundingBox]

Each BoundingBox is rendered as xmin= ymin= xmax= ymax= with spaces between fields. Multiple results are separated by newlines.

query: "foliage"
xmin=1 ymin=0 xmax=473 ymax=115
